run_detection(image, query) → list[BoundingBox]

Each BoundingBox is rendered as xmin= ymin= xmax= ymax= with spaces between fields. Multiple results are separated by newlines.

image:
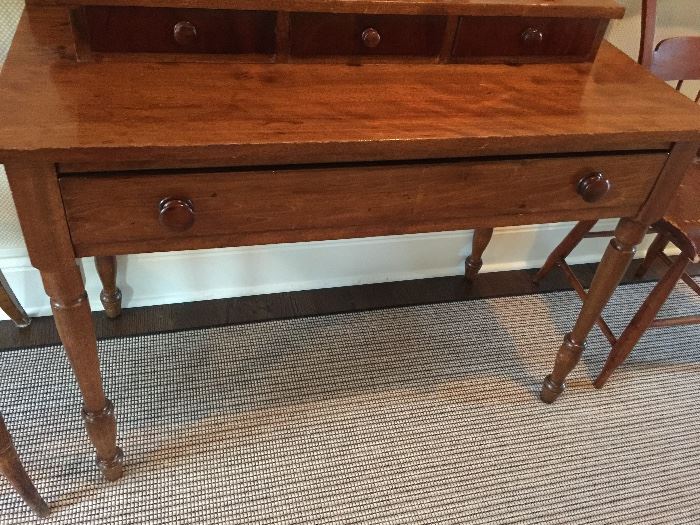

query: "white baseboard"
xmin=0 ymin=220 xmax=662 ymax=320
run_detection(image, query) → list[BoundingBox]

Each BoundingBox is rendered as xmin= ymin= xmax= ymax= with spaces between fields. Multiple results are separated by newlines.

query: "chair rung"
xmin=651 ymin=315 xmax=700 ymax=328
xmin=583 ymin=230 xmax=616 ymax=239
xmin=658 ymin=253 xmax=700 ymax=295
xmin=557 ymin=260 xmax=618 ymax=346
xmin=583 ymin=226 xmax=658 ymax=240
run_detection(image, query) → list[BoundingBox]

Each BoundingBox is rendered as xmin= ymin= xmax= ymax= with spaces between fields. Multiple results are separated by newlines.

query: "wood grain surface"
xmin=25 ymin=0 xmax=627 ymax=19
xmin=85 ymin=6 xmax=277 ymax=55
xmin=59 ymin=153 xmax=667 ymax=256
xmin=1 ymin=8 xmax=698 ymax=167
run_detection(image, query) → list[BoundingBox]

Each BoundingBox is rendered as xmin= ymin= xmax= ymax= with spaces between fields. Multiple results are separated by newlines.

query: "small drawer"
xmin=84 ymin=6 xmax=276 ymax=55
xmin=290 ymin=13 xmax=447 ymax=58
xmin=60 ymin=153 xmax=666 ymax=257
xmin=452 ymin=16 xmax=606 ymax=62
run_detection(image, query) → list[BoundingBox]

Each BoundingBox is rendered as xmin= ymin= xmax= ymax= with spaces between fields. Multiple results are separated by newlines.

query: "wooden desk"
xmin=1 ymin=3 xmax=699 ymax=484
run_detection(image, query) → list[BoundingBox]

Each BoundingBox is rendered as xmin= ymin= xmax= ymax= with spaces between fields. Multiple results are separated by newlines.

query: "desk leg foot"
xmin=95 ymin=256 xmax=122 ymax=319
xmin=466 ymin=228 xmax=493 ymax=281
xmin=540 ymin=334 xmax=584 ymax=403
xmin=43 ymin=265 xmax=124 ymax=481
xmin=540 ymin=218 xmax=647 ymax=403
xmin=82 ymin=400 xmax=124 ymax=481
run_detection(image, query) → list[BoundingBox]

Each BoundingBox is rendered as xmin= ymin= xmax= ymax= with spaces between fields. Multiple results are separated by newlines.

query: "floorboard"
xmin=1 ymin=259 xmax=697 ymax=351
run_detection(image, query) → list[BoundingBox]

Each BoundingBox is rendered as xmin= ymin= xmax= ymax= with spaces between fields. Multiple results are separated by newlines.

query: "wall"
xmin=0 ymin=0 xmax=697 ymax=317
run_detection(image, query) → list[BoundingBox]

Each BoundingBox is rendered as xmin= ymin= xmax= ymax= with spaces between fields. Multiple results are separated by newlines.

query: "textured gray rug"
xmin=1 ymin=281 xmax=700 ymax=524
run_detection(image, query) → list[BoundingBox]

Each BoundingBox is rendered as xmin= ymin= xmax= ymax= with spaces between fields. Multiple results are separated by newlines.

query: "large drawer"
xmin=60 ymin=153 xmax=667 ymax=257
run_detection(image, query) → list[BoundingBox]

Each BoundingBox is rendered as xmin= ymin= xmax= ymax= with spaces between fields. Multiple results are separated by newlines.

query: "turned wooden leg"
xmin=465 ymin=228 xmax=494 ymax=281
xmin=41 ymin=264 xmax=123 ymax=481
xmin=0 ymin=415 xmax=49 ymax=517
xmin=540 ymin=219 xmax=648 ymax=403
xmin=533 ymin=220 xmax=597 ymax=284
xmin=0 ymin=269 xmax=31 ymax=328
xmin=595 ymin=254 xmax=690 ymax=388
xmin=94 ymin=256 xmax=122 ymax=319
xmin=634 ymin=232 xmax=669 ymax=279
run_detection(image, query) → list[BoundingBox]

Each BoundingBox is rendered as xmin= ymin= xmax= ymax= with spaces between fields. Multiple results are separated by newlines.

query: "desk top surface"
xmin=25 ymin=0 xmax=626 ymax=18
xmin=0 ymin=7 xmax=698 ymax=167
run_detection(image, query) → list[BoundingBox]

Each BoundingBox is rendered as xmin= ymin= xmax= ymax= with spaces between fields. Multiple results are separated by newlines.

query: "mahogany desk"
xmin=0 ymin=4 xmax=699 ymax=482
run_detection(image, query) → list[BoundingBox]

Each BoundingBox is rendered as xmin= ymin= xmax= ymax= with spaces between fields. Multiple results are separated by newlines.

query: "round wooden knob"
xmin=362 ymin=28 xmax=381 ymax=48
xmin=577 ymin=172 xmax=611 ymax=203
xmin=521 ymin=27 xmax=544 ymax=47
xmin=159 ymin=198 xmax=195 ymax=231
xmin=173 ymin=21 xmax=197 ymax=47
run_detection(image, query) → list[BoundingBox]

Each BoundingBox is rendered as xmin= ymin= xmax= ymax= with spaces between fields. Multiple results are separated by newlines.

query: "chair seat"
xmin=657 ymin=159 xmax=700 ymax=263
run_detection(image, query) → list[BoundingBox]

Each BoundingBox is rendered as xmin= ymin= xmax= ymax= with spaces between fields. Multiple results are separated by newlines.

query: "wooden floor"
xmin=1 ymin=259 xmax=698 ymax=351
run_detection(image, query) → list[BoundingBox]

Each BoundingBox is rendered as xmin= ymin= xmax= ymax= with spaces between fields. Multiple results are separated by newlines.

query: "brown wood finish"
xmin=657 ymin=251 xmax=700 ymax=295
xmin=592 ymin=160 xmax=700 ymax=386
xmin=290 ymin=12 xmax=446 ymax=58
xmin=0 ymin=415 xmax=50 ymax=517
xmin=85 ymin=6 xmax=277 ymax=55
xmin=94 ymin=255 xmax=122 ymax=319
xmin=594 ymin=254 xmax=691 ymax=388
xmin=533 ymin=219 xmax=597 ymax=283
xmin=70 ymin=2 xmax=619 ymax=63
xmin=556 ymin=254 xmax=618 ymax=346
xmin=530 ymin=162 xmax=700 ymax=391
xmin=59 ymin=153 xmax=666 ymax=257
xmin=465 ymin=228 xmax=494 ymax=281
xmin=633 ymin=230 xmax=669 ymax=278
xmin=650 ymin=37 xmax=700 ymax=82
xmin=540 ymin=216 xmax=649 ymax=403
xmin=577 ymin=171 xmax=611 ymax=202
xmin=68 ymin=6 xmax=92 ymax=62
xmin=639 ymin=0 xmax=700 ymax=102
xmin=531 ymin=0 xmax=700 ymax=392
xmin=3 ymin=162 xmax=123 ymax=482
xmin=654 ymin=163 xmax=700 ymax=262
xmin=274 ymin=10 xmax=290 ymax=61
xmin=0 ymin=0 xmax=699 ymax=487
xmin=28 ymin=0 xmax=628 ymax=19
xmin=0 ymin=270 xmax=31 ymax=328
xmin=451 ymin=16 xmax=606 ymax=63
xmin=1 ymin=9 xmax=699 ymax=166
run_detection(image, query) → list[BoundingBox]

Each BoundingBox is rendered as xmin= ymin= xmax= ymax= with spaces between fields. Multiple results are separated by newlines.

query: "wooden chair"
xmin=0 ymin=414 xmax=50 ymax=517
xmin=478 ymin=0 xmax=700 ymax=387
xmin=0 ymin=269 xmax=31 ymax=328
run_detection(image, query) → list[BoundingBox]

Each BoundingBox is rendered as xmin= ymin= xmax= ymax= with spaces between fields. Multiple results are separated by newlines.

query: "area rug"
xmin=1 ymin=280 xmax=699 ymax=524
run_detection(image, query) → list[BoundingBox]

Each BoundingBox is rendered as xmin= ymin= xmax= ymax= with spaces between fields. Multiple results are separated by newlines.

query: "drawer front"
xmin=60 ymin=153 xmax=667 ymax=257
xmin=290 ymin=13 xmax=447 ymax=58
xmin=84 ymin=6 xmax=276 ymax=55
xmin=452 ymin=16 xmax=605 ymax=62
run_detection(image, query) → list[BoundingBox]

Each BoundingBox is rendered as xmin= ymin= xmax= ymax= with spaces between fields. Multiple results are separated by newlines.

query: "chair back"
xmin=640 ymin=0 xmax=700 ymax=101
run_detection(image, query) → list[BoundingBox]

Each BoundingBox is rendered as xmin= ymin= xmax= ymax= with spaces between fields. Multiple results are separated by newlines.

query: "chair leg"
xmin=0 ymin=415 xmax=50 ymax=518
xmin=533 ymin=220 xmax=598 ymax=284
xmin=634 ymin=232 xmax=669 ymax=279
xmin=465 ymin=228 xmax=494 ymax=281
xmin=0 ymin=269 xmax=30 ymax=328
xmin=594 ymin=255 xmax=690 ymax=388
xmin=94 ymin=256 xmax=122 ymax=319
xmin=540 ymin=218 xmax=647 ymax=403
